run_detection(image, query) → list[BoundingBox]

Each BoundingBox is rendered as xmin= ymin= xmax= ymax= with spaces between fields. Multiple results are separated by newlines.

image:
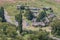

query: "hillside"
xmin=0 ymin=0 xmax=60 ymax=40
xmin=0 ymin=0 xmax=60 ymax=23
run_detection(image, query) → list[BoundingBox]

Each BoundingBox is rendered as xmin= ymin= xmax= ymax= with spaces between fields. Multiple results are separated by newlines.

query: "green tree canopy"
xmin=36 ymin=10 xmax=47 ymax=22
xmin=51 ymin=19 xmax=60 ymax=36
xmin=0 ymin=22 xmax=23 ymax=40
xmin=0 ymin=7 xmax=6 ymax=22
xmin=24 ymin=9 xmax=34 ymax=20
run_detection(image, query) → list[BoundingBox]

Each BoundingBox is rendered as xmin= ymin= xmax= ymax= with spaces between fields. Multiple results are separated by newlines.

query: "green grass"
xmin=2 ymin=0 xmax=60 ymax=16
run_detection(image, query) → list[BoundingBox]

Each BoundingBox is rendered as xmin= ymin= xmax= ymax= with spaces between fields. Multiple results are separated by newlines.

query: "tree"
xmin=23 ymin=30 xmax=53 ymax=40
xmin=24 ymin=9 xmax=34 ymax=20
xmin=0 ymin=7 xmax=4 ymax=17
xmin=0 ymin=22 xmax=19 ymax=40
xmin=15 ymin=14 xmax=22 ymax=34
xmin=0 ymin=7 xmax=6 ymax=22
xmin=36 ymin=10 xmax=47 ymax=22
xmin=51 ymin=19 xmax=60 ymax=36
xmin=15 ymin=6 xmax=23 ymax=34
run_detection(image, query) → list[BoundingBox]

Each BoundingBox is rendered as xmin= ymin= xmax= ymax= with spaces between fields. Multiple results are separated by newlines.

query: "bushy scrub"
xmin=51 ymin=19 xmax=60 ymax=36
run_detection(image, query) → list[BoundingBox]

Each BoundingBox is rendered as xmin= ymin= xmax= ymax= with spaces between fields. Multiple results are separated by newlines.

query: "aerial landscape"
xmin=0 ymin=0 xmax=60 ymax=40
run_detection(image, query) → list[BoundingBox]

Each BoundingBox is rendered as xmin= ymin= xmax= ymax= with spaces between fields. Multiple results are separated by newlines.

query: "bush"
xmin=51 ymin=19 xmax=60 ymax=36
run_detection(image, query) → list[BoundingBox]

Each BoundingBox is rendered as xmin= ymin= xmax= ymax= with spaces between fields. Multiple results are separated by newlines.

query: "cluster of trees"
xmin=0 ymin=6 xmax=23 ymax=40
xmin=22 ymin=30 xmax=54 ymax=40
xmin=0 ymin=22 xmax=54 ymax=40
xmin=0 ymin=22 xmax=23 ymax=40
